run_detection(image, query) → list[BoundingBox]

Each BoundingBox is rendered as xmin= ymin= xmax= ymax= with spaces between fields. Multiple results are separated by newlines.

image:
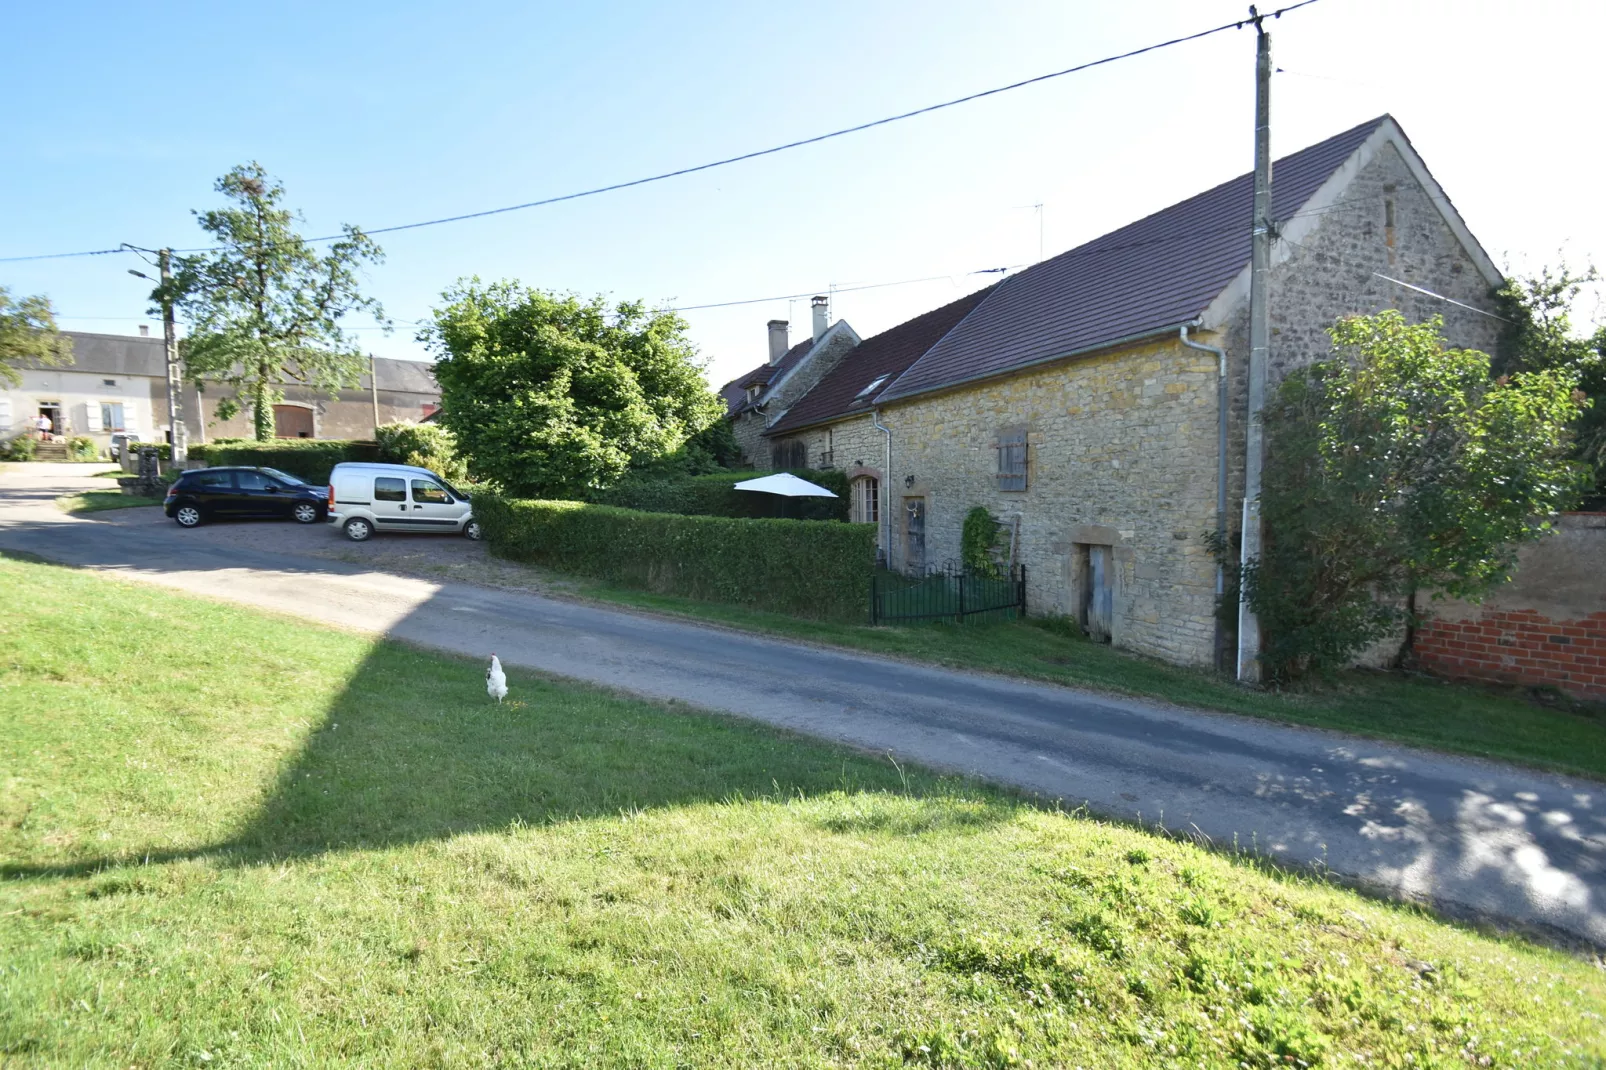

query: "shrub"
xmin=67 ymin=436 xmax=99 ymax=461
xmin=375 ymin=421 xmax=467 ymax=483
xmin=591 ymin=469 xmax=851 ymax=522
xmin=475 ymin=491 xmax=876 ymax=620
xmin=3 ymin=436 xmax=37 ymax=461
xmin=188 ymin=439 xmax=379 ymax=483
xmin=961 ymin=507 xmax=1006 ymax=577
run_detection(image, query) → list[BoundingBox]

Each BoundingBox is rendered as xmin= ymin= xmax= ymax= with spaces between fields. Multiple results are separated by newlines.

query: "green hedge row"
xmin=475 ymin=491 xmax=876 ymax=621
xmin=590 ymin=469 xmax=851 ymax=522
xmin=188 ymin=439 xmax=381 ymax=483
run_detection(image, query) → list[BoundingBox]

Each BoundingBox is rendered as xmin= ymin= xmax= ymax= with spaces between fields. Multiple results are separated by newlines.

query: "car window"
xmin=374 ymin=477 xmax=406 ymax=502
xmin=236 ymin=470 xmax=272 ymax=491
xmin=259 ymin=467 xmax=303 ymax=485
xmin=411 ymin=479 xmax=451 ymax=505
xmin=189 ymin=471 xmax=234 ymax=489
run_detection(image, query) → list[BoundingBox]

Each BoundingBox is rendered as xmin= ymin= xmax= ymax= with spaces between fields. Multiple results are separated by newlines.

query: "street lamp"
xmin=128 ymin=251 xmax=185 ymax=463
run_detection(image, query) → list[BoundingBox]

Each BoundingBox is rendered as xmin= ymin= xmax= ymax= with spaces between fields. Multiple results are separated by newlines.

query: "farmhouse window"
xmin=995 ymin=428 xmax=1028 ymax=491
xmin=852 ymin=477 xmax=879 ymax=524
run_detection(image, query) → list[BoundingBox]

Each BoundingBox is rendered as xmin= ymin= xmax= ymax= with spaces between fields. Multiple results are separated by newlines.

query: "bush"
xmin=3 ymin=436 xmax=36 ymax=461
xmin=475 ymin=492 xmax=876 ymax=620
xmin=591 ymin=469 xmax=851 ymax=522
xmin=188 ymin=439 xmax=380 ymax=483
xmin=375 ymin=422 xmax=467 ymax=484
xmin=67 ymin=436 xmax=99 ymax=461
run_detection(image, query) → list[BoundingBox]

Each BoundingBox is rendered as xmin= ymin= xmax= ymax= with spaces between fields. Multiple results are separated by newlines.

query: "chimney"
xmin=811 ymin=295 xmax=829 ymax=343
xmin=767 ymin=319 xmax=789 ymax=365
xmin=138 ymin=325 xmax=150 ymax=337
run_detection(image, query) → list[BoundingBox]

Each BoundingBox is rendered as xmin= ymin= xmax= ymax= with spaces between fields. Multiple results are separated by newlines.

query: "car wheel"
xmin=292 ymin=502 xmax=320 ymax=524
xmin=343 ymin=517 xmax=374 ymax=542
xmin=463 ymin=519 xmax=482 ymax=541
xmin=174 ymin=505 xmax=203 ymax=528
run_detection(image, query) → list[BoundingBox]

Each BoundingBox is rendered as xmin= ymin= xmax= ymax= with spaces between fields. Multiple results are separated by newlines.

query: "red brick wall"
xmin=1415 ymin=609 xmax=1606 ymax=699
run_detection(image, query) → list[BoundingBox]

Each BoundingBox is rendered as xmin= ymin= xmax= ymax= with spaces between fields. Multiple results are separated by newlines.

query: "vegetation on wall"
xmin=423 ymin=283 xmax=725 ymax=499
xmin=0 ymin=286 xmax=71 ymax=388
xmin=961 ymin=507 xmax=1006 ymax=577
xmin=1244 ymin=311 xmax=1586 ymax=681
xmin=170 ymin=163 xmax=388 ymax=441
xmin=475 ymin=491 xmax=875 ymax=620
xmin=592 ymin=468 xmax=850 ymax=522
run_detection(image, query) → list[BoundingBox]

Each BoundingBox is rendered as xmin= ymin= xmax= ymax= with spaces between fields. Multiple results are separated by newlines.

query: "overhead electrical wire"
xmin=0 ymin=0 xmax=1322 ymax=265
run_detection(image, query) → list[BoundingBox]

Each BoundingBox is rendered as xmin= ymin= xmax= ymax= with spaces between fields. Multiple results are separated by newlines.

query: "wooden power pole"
xmin=1237 ymin=7 xmax=1272 ymax=683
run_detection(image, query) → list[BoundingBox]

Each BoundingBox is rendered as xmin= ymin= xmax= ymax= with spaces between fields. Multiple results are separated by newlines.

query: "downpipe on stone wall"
xmin=872 ymin=408 xmax=892 ymax=566
xmin=1180 ymin=321 xmax=1229 ymax=668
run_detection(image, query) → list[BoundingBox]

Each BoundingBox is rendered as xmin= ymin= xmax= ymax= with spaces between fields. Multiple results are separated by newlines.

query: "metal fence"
xmin=870 ymin=563 xmax=1026 ymax=625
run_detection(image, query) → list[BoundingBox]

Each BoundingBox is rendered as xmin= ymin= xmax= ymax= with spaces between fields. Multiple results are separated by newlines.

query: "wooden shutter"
xmin=995 ymin=428 xmax=1028 ymax=491
xmin=86 ymin=403 xmax=103 ymax=432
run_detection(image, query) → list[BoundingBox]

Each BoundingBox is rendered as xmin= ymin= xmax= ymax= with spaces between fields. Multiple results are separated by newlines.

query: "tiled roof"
xmin=764 ymin=285 xmax=997 ymax=436
xmin=877 ymin=116 xmax=1389 ymax=403
xmin=719 ymin=335 xmax=814 ymax=415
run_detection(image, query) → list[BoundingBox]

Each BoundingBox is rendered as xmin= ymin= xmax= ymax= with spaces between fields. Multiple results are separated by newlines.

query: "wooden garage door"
xmin=273 ymin=405 xmax=314 ymax=438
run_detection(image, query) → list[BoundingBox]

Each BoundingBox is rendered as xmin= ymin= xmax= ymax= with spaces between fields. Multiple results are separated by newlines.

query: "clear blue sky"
xmin=6 ymin=0 xmax=1602 ymax=389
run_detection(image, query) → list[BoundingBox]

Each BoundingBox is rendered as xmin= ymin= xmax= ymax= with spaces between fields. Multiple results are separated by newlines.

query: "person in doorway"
xmin=35 ymin=413 xmax=52 ymax=440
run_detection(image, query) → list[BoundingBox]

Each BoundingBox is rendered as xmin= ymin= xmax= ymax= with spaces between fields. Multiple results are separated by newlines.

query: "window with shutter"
xmin=995 ymin=428 xmax=1028 ymax=491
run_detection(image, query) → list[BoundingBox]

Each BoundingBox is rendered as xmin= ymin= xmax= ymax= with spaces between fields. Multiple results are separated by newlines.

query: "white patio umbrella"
xmin=732 ymin=472 xmax=840 ymax=498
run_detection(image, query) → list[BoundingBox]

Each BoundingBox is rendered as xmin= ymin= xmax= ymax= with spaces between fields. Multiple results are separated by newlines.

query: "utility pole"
xmin=159 ymin=249 xmax=186 ymax=464
xmin=1237 ymin=7 xmax=1272 ymax=684
xmin=369 ymin=353 xmax=381 ymax=433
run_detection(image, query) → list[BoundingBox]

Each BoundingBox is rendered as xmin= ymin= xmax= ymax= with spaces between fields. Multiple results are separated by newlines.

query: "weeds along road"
xmin=3 ymin=462 xmax=1604 ymax=947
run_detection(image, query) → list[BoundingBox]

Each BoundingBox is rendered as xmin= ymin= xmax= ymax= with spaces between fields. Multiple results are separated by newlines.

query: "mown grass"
xmin=575 ymin=583 xmax=1606 ymax=780
xmin=2 ymin=555 xmax=1603 ymax=1068
xmin=54 ymin=490 xmax=163 ymax=514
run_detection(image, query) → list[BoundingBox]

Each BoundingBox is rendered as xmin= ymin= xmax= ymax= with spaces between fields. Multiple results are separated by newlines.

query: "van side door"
xmin=371 ymin=476 xmax=410 ymax=529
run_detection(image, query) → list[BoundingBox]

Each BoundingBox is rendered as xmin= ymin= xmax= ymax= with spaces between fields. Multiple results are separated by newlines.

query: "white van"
xmin=327 ymin=462 xmax=480 ymax=542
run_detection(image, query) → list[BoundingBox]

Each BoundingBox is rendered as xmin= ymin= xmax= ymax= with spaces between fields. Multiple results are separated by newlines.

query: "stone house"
xmin=764 ymin=115 xmax=1505 ymax=670
xmin=0 ymin=329 xmax=441 ymax=450
xmin=718 ymin=296 xmax=861 ymax=468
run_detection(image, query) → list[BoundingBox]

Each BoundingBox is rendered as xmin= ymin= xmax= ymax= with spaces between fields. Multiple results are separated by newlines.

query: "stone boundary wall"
xmin=1413 ymin=514 xmax=1606 ymax=699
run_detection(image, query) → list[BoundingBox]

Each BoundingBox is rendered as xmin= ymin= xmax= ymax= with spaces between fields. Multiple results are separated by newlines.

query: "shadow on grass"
xmin=3 ymin=630 xmax=1016 ymax=881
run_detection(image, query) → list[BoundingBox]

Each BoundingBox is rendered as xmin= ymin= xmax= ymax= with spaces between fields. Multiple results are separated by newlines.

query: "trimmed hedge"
xmin=188 ymin=439 xmax=381 ymax=483
xmin=591 ymin=469 xmax=851 ymax=522
xmin=476 ymin=491 xmax=876 ymax=621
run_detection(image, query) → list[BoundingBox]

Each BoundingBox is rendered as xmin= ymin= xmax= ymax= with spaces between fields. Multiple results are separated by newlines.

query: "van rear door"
xmin=371 ymin=476 xmax=411 ymax=529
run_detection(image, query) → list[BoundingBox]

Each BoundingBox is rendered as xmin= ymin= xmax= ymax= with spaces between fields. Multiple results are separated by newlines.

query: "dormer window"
xmin=746 ymin=386 xmax=761 ymax=402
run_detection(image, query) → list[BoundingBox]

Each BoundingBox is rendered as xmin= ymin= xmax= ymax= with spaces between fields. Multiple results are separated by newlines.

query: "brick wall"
xmin=1413 ymin=514 xmax=1606 ymax=699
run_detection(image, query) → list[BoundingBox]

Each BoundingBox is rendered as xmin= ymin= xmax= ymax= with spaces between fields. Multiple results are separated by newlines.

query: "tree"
xmin=1245 ymin=311 xmax=1586 ymax=681
xmin=0 ymin=287 xmax=71 ymax=388
xmin=1494 ymin=263 xmax=1606 ymax=502
xmin=422 ymin=282 xmax=725 ymax=498
xmin=170 ymin=163 xmax=387 ymax=440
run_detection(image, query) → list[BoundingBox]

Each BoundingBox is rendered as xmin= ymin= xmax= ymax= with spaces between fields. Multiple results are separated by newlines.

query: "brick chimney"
xmin=767 ymin=319 xmax=789 ymax=365
xmin=811 ymin=296 xmax=829 ymax=343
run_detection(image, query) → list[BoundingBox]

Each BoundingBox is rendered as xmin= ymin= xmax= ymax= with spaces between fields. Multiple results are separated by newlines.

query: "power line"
xmin=0 ymin=1 xmax=1323 ymax=265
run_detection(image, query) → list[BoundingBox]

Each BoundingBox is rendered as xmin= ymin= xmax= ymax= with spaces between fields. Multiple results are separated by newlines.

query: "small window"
xmin=101 ymin=403 xmax=126 ymax=432
xmin=852 ymin=477 xmax=879 ymax=524
xmin=102 ymin=379 xmax=117 ymax=387
xmin=852 ymin=374 xmax=890 ymax=403
xmin=411 ymin=479 xmax=451 ymax=505
xmin=995 ymin=428 xmax=1028 ymax=491
xmin=236 ymin=470 xmax=272 ymax=491
xmin=374 ymin=477 xmax=406 ymax=502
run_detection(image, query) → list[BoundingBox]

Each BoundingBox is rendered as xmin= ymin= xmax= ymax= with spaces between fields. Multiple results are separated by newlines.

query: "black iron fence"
xmin=870 ymin=563 xmax=1025 ymax=625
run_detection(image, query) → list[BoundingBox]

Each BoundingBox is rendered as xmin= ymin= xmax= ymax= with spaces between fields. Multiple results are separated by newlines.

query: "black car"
xmin=164 ymin=466 xmax=327 ymax=528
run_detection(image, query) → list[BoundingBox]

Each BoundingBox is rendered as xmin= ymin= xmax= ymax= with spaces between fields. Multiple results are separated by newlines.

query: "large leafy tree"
xmin=0 ymin=287 xmax=71 ymax=388
xmin=1245 ymin=311 xmax=1586 ymax=680
xmin=1494 ymin=263 xmax=1606 ymax=501
xmin=422 ymin=282 xmax=725 ymax=498
xmin=170 ymin=163 xmax=387 ymax=440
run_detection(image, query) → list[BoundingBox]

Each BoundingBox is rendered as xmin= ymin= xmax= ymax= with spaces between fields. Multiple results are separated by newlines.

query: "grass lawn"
xmin=574 ymin=583 xmax=1606 ymax=781
xmin=55 ymin=489 xmax=164 ymax=514
xmin=1 ymin=556 xmax=1603 ymax=1067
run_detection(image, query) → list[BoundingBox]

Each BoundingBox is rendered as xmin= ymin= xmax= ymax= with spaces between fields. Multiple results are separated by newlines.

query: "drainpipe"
xmin=1179 ymin=321 xmax=1229 ymax=671
xmin=871 ymin=408 xmax=892 ymax=565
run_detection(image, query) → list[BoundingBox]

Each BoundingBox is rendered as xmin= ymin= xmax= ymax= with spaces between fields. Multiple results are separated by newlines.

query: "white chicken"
xmin=486 ymin=653 xmax=508 ymax=703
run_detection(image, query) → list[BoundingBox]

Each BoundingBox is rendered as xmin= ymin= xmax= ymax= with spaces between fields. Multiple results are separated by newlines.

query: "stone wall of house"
xmin=1412 ymin=513 xmax=1606 ymax=700
xmin=731 ymin=327 xmax=860 ymax=470
xmin=196 ymin=385 xmax=438 ymax=440
xmin=730 ymin=408 xmax=768 ymax=470
xmin=879 ymin=336 xmax=1222 ymax=666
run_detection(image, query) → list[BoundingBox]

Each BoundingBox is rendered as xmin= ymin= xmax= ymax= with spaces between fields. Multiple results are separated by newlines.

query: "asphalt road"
xmin=4 ymin=462 xmax=1604 ymax=946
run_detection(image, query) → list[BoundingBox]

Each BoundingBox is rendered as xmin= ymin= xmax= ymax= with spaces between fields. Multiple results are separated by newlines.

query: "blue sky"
xmin=6 ymin=0 xmax=1603 ymax=389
